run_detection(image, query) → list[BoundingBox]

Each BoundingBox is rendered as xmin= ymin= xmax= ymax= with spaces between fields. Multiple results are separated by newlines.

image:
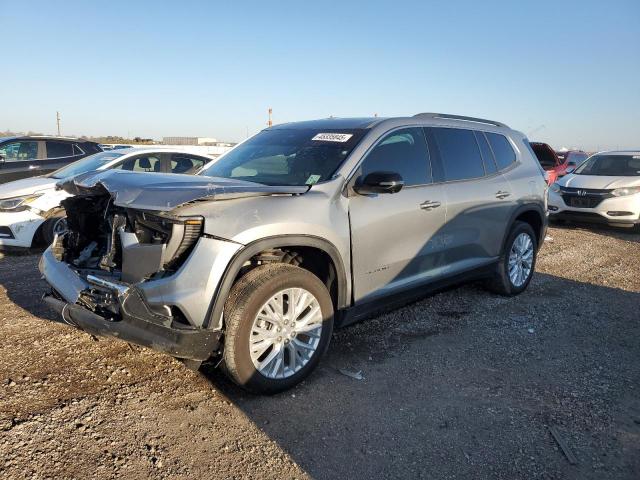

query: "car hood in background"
xmin=58 ymin=170 xmax=310 ymax=211
xmin=0 ymin=176 xmax=57 ymax=199
xmin=559 ymin=174 xmax=640 ymax=190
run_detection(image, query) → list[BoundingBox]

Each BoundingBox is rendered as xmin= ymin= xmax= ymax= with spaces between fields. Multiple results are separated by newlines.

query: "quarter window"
xmin=46 ymin=141 xmax=74 ymax=159
xmin=486 ymin=133 xmax=516 ymax=170
xmin=360 ymin=127 xmax=430 ymax=186
xmin=429 ymin=128 xmax=484 ymax=181
xmin=0 ymin=141 xmax=39 ymax=162
xmin=475 ymin=131 xmax=497 ymax=175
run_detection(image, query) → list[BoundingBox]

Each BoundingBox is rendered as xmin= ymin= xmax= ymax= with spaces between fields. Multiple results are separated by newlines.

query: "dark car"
xmin=0 ymin=136 xmax=102 ymax=183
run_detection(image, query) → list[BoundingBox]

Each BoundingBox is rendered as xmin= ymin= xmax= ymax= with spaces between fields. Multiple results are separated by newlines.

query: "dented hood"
xmin=57 ymin=169 xmax=309 ymax=211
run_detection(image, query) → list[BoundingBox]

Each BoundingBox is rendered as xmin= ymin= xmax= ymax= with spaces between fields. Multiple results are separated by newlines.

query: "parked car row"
xmin=2 ymin=114 xmax=636 ymax=394
xmin=0 ymin=148 xmax=214 ymax=249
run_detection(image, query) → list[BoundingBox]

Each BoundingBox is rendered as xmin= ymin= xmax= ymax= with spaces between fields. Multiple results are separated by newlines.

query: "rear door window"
xmin=486 ymin=133 xmax=516 ymax=170
xmin=46 ymin=141 xmax=74 ymax=159
xmin=427 ymin=128 xmax=484 ymax=182
xmin=115 ymin=155 xmax=162 ymax=172
xmin=360 ymin=127 xmax=431 ymax=186
xmin=169 ymin=154 xmax=207 ymax=174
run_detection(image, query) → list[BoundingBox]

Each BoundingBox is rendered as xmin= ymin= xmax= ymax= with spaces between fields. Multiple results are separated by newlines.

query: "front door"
xmin=0 ymin=140 xmax=43 ymax=183
xmin=349 ymin=127 xmax=447 ymax=304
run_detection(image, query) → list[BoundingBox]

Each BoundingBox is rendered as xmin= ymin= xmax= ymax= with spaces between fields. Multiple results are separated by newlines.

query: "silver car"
xmin=39 ymin=113 xmax=548 ymax=393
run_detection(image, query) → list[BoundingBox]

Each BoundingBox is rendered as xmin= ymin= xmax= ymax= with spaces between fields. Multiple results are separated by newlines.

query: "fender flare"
xmin=501 ymin=203 xmax=546 ymax=254
xmin=205 ymin=235 xmax=348 ymax=330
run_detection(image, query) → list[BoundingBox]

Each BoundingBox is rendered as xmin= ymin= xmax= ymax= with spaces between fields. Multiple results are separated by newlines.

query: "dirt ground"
xmin=1 ymin=223 xmax=639 ymax=479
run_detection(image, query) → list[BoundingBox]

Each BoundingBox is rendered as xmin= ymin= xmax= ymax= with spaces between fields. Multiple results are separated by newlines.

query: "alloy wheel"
xmin=508 ymin=232 xmax=534 ymax=287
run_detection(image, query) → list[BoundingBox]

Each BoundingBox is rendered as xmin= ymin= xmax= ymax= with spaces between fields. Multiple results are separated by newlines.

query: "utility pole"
xmin=267 ymin=108 xmax=273 ymax=128
xmin=56 ymin=111 xmax=61 ymax=136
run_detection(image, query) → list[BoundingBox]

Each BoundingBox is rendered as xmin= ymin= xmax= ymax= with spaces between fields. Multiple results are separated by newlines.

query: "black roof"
xmin=0 ymin=135 xmax=99 ymax=144
xmin=270 ymin=117 xmax=384 ymax=130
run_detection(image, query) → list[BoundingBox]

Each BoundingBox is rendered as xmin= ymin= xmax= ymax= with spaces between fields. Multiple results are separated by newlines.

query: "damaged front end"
xmin=39 ymin=181 xmax=231 ymax=361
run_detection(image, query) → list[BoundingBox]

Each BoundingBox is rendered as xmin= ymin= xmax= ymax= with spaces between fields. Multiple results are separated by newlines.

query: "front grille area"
xmin=560 ymin=186 xmax=612 ymax=209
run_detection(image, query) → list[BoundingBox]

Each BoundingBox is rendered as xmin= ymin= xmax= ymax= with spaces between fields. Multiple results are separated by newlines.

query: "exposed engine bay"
xmin=57 ymin=193 xmax=202 ymax=281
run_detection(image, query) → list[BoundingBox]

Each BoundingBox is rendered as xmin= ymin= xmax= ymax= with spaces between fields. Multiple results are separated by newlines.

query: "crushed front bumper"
xmin=42 ymin=294 xmax=220 ymax=360
xmin=38 ymin=236 xmax=241 ymax=359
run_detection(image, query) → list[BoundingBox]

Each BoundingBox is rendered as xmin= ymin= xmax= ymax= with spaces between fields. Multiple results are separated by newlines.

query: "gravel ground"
xmin=0 ymin=224 xmax=639 ymax=479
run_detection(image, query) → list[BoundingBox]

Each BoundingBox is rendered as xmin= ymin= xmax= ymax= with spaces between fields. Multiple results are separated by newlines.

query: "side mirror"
xmin=354 ymin=171 xmax=404 ymax=195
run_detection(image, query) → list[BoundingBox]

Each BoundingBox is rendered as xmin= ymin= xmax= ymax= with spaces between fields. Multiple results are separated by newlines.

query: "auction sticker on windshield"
xmin=312 ymin=133 xmax=353 ymax=142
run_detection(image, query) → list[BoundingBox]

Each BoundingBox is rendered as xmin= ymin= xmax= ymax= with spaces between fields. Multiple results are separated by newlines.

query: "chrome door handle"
xmin=28 ymin=165 xmax=40 ymax=170
xmin=420 ymin=200 xmax=441 ymax=210
xmin=495 ymin=191 xmax=510 ymax=199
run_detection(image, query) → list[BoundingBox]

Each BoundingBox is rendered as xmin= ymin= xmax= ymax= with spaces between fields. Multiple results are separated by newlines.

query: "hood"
xmin=58 ymin=169 xmax=309 ymax=211
xmin=558 ymin=174 xmax=640 ymax=190
xmin=0 ymin=176 xmax=57 ymax=199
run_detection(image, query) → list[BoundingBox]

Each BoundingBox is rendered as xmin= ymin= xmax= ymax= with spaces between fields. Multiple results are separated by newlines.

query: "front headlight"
xmin=611 ymin=186 xmax=640 ymax=197
xmin=0 ymin=193 xmax=43 ymax=211
xmin=550 ymin=183 xmax=561 ymax=193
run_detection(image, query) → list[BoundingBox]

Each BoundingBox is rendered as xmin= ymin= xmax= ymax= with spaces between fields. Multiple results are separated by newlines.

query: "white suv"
xmin=548 ymin=151 xmax=640 ymax=229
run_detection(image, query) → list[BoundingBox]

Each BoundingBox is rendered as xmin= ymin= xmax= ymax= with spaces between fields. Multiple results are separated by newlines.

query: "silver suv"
xmin=39 ymin=113 xmax=547 ymax=393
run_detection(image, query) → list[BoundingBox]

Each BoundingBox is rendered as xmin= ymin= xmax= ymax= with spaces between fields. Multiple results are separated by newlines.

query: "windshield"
xmin=49 ymin=151 xmax=125 ymax=179
xmin=566 ymin=152 xmax=588 ymax=164
xmin=574 ymin=154 xmax=640 ymax=176
xmin=200 ymin=128 xmax=367 ymax=186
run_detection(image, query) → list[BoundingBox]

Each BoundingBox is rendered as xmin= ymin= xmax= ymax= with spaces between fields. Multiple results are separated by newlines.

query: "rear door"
xmin=349 ymin=127 xmax=447 ymax=304
xmin=425 ymin=127 xmax=513 ymax=273
xmin=42 ymin=140 xmax=84 ymax=174
xmin=0 ymin=140 xmax=44 ymax=183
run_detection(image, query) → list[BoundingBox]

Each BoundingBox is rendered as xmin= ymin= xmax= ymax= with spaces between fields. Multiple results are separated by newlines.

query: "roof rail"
xmin=413 ymin=112 xmax=508 ymax=128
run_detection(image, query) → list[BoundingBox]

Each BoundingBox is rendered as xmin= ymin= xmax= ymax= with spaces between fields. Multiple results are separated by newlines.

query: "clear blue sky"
xmin=2 ymin=0 xmax=638 ymax=150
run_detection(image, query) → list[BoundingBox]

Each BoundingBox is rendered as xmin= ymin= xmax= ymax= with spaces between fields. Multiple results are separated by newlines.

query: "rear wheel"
xmin=485 ymin=221 xmax=537 ymax=296
xmin=222 ymin=263 xmax=334 ymax=394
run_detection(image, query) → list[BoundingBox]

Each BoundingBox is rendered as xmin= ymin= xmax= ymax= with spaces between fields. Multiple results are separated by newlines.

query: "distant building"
xmin=160 ymin=137 xmax=236 ymax=156
xmin=162 ymin=136 xmax=228 ymax=146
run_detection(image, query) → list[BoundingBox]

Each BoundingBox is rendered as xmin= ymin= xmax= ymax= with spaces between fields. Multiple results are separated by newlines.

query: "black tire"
xmin=222 ymin=263 xmax=334 ymax=394
xmin=485 ymin=221 xmax=538 ymax=296
xmin=41 ymin=212 xmax=67 ymax=246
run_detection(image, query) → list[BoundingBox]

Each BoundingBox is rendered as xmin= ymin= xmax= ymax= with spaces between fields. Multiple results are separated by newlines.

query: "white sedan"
xmin=548 ymin=151 xmax=640 ymax=229
xmin=0 ymin=148 xmax=215 ymax=250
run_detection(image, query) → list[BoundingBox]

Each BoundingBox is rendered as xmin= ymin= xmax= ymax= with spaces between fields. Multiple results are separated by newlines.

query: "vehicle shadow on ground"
xmin=201 ymin=273 xmax=640 ymax=480
xmin=549 ymin=220 xmax=640 ymax=243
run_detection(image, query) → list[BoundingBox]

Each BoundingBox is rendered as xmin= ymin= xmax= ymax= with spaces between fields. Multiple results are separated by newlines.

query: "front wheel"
xmin=222 ymin=263 xmax=334 ymax=394
xmin=485 ymin=221 xmax=538 ymax=296
xmin=41 ymin=213 xmax=67 ymax=246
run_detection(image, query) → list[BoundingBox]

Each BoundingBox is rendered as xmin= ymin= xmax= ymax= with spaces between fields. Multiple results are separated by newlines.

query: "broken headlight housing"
xmin=0 ymin=193 xmax=43 ymax=212
xmin=134 ymin=212 xmax=204 ymax=270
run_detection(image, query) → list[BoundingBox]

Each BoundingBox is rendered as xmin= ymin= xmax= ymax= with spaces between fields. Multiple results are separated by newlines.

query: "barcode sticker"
xmin=312 ymin=133 xmax=353 ymax=143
